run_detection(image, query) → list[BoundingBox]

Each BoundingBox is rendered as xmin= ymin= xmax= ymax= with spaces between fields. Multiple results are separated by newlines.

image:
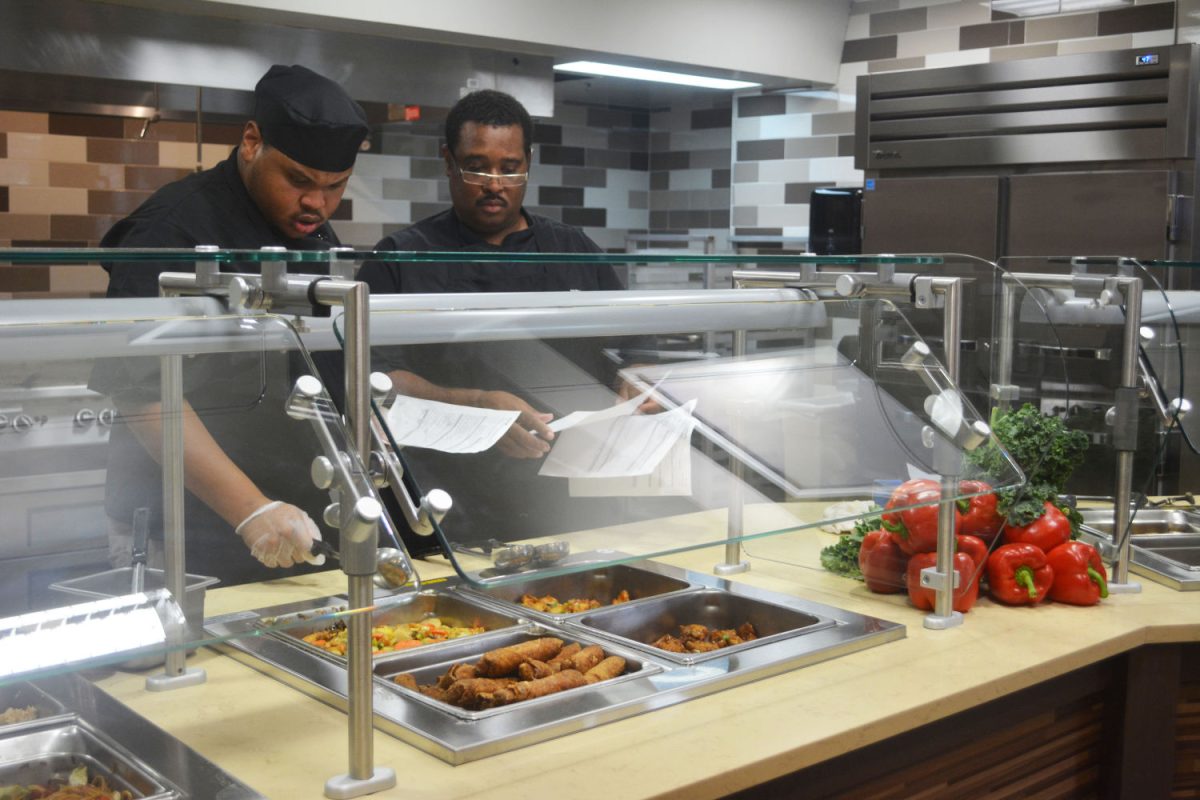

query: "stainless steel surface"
xmin=0 ymin=683 xmax=65 ymax=725
xmin=855 ymin=45 xmax=1195 ymax=170
xmin=49 ymin=568 xmax=218 ymax=670
xmin=366 ymin=288 xmax=824 ymax=346
xmin=457 ymin=563 xmax=693 ymax=623
xmin=160 ymin=351 xmax=191 ymax=683
xmin=0 ymin=718 xmax=175 ymax=798
xmin=0 ymin=0 xmax=555 ymax=113
xmin=1078 ymin=507 xmax=1200 ymax=590
xmin=1113 ymin=278 xmax=1143 ymax=586
xmin=206 ymin=561 xmax=904 ymax=764
xmin=372 ymin=626 xmax=658 ymax=722
xmin=259 ymin=590 xmax=526 ymax=664
xmin=862 ymin=176 xmax=1003 ymax=260
xmin=1 ymin=673 xmax=264 ymax=798
xmin=573 ymin=589 xmax=834 ymax=666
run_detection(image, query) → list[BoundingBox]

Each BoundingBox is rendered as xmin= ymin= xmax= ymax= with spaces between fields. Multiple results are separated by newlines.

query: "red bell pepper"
xmin=858 ymin=529 xmax=908 ymax=594
xmin=986 ymin=543 xmax=1053 ymax=606
xmin=1002 ymin=501 xmax=1071 ymax=552
xmin=883 ymin=482 xmax=960 ymax=556
xmin=1046 ymin=541 xmax=1108 ymax=605
xmin=905 ymin=551 xmax=979 ymax=613
xmin=880 ymin=479 xmax=938 ymax=531
xmin=956 ymin=534 xmax=989 ymax=570
xmin=956 ymin=480 xmax=1004 ymax=543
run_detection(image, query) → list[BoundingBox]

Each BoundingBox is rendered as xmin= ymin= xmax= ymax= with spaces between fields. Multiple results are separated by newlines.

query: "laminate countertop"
xmin=93 ymin=526 xmax=1200 ymax=799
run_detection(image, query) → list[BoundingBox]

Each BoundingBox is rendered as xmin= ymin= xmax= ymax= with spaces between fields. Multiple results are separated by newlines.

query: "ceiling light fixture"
xmin=554 ymin=61 xmax=760 ymax=90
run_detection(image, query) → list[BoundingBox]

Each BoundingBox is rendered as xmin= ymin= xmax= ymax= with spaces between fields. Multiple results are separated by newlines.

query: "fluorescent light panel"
xmin=554 ymin=61 xmax=760 ymax=90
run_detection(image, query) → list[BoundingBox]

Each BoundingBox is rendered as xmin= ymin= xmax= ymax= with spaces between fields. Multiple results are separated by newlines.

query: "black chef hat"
xmin=253 ymin=64 xmax=369 ymax=173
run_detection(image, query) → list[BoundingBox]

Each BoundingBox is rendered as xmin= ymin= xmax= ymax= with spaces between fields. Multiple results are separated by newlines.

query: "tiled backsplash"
xmin=0 ymin=0 xmax=1183 ymax=295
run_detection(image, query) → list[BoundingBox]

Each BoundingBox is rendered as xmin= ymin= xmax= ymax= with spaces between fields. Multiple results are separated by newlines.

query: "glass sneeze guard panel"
xmin=0 ymin=246 xmax=1014 ymax=684
xmin=0 ymin=283 xmax=406 ymax=685
xmin=350 ymin=260 xmax=1024 ymax=588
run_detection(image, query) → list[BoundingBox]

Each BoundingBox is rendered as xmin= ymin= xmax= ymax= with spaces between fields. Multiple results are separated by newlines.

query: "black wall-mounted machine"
xmin=808 ymin=187 xmax=863 ymax=255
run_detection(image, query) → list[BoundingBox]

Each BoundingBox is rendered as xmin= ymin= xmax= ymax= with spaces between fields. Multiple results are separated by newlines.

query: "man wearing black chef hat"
xmin=95 ymin=64 xmax=370 ymax=584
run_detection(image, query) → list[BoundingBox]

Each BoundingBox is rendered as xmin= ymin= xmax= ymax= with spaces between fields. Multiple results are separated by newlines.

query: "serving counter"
xmin=89 ymin=532 xmax=1199 ymax=799
xmin=2 ymin=248 xmax=1197 ymax=797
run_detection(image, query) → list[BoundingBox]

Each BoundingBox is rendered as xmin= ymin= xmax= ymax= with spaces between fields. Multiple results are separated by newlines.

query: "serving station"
xmin=0 ymin=247 xmax=1195 ymax=798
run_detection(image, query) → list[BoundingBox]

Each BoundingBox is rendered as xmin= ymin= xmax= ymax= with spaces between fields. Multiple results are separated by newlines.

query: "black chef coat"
xmin=95 ymin=149 xmax=341 ymax=585
xmin=357 ymin=210 xmax=633 ymax=552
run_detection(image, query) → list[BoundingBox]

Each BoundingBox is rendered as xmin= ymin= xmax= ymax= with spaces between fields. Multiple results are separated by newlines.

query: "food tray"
xmin=0 ymin=717 xmax=176 ymax=798
xmin=572 ymin=588 xmax=837 ymax=665
xmin=259 ymin=589 xmax=529 ymax=662
xmin=457 ymin=562 xmax=695 ymax=621
xmin=372 ymin=625 xmax=659 ymax=721
xmin=0 ymin=683 xmax=66 ymax=728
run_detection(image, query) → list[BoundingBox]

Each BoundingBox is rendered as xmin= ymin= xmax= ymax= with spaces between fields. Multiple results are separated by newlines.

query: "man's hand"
xmin=236 ymin=501 xmax=327 ymax=568
xmin=477 ymin=390 xmax=555 ymax=459
xmin=616 ymin=368 xmax=663 ymax=414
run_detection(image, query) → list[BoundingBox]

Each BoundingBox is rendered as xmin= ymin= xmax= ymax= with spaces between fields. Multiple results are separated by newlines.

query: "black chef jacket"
xmin=357 ymin=210 xmax=632 ymax=552
xmin=95 ymin=149 xmax=341 ymax=585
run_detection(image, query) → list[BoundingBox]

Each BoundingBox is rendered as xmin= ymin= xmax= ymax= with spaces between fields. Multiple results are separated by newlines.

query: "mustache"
xmin=477 ymin=194 xmax=507 ymax=206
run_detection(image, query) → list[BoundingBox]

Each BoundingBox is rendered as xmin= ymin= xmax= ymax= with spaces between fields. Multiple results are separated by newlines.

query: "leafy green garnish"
xmin=819 ymin=510 xmax=882 ymax=580
xmin=966 ymin=403 xmax=1089 ymax=527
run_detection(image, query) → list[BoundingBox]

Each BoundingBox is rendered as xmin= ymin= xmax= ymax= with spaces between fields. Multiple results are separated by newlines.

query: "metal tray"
xmin=571 ymin=588 xmax=837 ymax=665
xmin=457 ymin=562 xmax=695 ymax=621
xmin=258 ymin=589 xmax=528 ymax=662
xmin=372 ymin=626 xmax=659 ymax=721
xmin=1078 ymin=508 xmax=1200 ymax=590
xmin=207 ymin=566 xmax=904 ymax=764
xmin=0 ymin=683 xmax=66 ymax=729
xmin=0 ymin=717 xmax=176 ymax=798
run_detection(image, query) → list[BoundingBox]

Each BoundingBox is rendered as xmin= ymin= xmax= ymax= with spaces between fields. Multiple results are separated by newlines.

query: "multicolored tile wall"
xmin=0 ymin=110 xmax=242 ymax=297
xmin=731 ymin=0 xmax=1179 ymax=245
xmin=0 ymin=91 xmax=732 ymax=296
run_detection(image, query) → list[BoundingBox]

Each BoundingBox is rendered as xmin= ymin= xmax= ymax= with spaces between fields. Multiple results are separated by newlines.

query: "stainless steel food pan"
xmin=573 ymin=588 xmax=837 ymax=665
xmin=259 ymin=589 xmax=528 ymax=662
xmin=372 ymin=626 xmax=660 ymax=721
xmin=1078 ymin=508 xmax=1200 ymax=590
xmin=0 ymin=717 xmax=176 ymax=798
xmin=458 ymin=562 xmax=695 ymax=620
xmin=0 ymin=683 xmax=66 ymax=728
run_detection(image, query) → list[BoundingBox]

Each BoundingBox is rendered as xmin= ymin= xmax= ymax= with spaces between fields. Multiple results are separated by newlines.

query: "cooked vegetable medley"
xmin=302 ymin=617 xmax=486 ymax=655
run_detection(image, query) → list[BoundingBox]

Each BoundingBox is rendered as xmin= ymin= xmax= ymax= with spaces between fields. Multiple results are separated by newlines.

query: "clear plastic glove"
xmin=235 ymin=500 xmax=326 ymax=568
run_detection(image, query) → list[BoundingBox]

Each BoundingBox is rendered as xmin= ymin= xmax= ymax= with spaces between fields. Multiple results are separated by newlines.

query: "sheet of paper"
xmin=568 ymin=429 xmax=693 ymax=497
xmin=539 ymin=399 xmax=697 ymax=479
xmin=384 ymin=395 xmax=520 ymax=454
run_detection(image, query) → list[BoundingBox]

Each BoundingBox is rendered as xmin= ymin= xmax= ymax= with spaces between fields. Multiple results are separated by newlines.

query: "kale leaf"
xmin=966 ymin=404 xmax=1090 ymax=526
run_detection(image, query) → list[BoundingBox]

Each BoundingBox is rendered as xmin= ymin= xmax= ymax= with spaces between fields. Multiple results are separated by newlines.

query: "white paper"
xmin=568 ymin=431 xmax=694 ymax=497
xmin=384 ymin=395 xmax=520 ymax=454
xmin=539 ymin=399 xmax=697 ymax=479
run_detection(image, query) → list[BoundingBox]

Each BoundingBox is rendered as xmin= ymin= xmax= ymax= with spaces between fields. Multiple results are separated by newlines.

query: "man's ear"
xmin=440 ymin=143 xmax=453 ymax=178
xmin=240 ymin=121 xmax=264 ymax=163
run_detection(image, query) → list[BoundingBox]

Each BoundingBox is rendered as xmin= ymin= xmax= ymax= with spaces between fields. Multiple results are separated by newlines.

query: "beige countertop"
xmin=94 ymin=530 xmax=1200 ymax=800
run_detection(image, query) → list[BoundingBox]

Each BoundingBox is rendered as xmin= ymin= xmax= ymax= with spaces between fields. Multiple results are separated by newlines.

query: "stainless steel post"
xmin=715 ymin=328 xmax=750 ymax=575
xmin=992 ymin=275 xmax=1019 ymax=412
xmin=314 ymin=278 xmax=396 ymax=798
xmin=1110 ymin=277 xmax=1142 ymax=589
xmin=925 ymin=277 xmax=965 ymax=630
xmin=146 ymin=352 xmax=206 ymax=690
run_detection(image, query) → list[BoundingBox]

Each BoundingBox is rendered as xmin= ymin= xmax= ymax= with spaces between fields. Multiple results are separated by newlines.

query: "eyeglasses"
xmin=449 ymin=155 xmax=529 ymax=187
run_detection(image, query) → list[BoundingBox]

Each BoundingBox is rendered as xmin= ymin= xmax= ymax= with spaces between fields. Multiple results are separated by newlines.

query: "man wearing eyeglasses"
xmin=357 ymin=89 xmax=629 ymax=547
